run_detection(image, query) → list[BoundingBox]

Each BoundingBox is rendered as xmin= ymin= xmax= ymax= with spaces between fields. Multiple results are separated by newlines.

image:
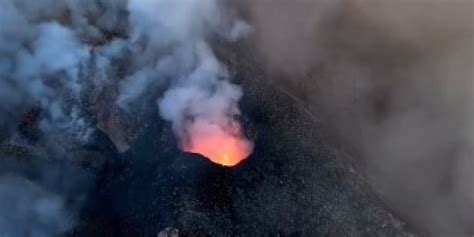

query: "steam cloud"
xmin=0 ymin=0 xmax=252 ymax=235
xmin=245 ymin=0 xmax=473 ymax=236
xmin=124 ymin=0 xmax=253 ymax=154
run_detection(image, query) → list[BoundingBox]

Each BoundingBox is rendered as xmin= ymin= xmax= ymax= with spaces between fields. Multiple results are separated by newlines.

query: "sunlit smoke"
xmin=183 ymin=117 xmax=253 ymax=167
xmin=141 ymin=0 xmax=254 ymax=165
xmin=157 ymin=41 xmax=254 ymax=166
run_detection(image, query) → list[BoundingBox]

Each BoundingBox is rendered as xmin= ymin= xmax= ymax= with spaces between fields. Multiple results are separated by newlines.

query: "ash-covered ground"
xmin=66 ymin=44 xmax=418 ymax=236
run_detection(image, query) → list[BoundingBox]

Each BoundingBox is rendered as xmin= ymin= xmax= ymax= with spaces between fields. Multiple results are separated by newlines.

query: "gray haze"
xmin=0 ymin=175 xmax=74 ymax=237
xmin=245 ymin=0 xmax=473 ymax=236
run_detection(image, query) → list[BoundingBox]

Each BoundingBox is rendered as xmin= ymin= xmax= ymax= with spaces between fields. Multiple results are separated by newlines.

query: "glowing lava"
xmin=183 ymin=121 xmax=253 ymax=167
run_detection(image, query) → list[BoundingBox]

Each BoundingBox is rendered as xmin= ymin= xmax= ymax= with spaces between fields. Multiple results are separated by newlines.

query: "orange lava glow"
xmin=184 ymin=132 xmax=252 ymax=167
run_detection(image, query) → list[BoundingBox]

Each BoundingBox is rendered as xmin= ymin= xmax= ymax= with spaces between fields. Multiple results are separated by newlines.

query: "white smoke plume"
xmin=0 ymin=0 xmax=95 ymax=146
xmin=1 ymin=0 xmax=252 ymax=234
xmin=122 ymin=0 xmax=253 ymax=158
xmin=0 ymin=0 xmax=252 ymax=152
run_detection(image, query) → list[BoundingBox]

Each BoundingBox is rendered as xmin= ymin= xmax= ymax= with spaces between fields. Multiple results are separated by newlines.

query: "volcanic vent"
xmin=69 ymin=43 xmax=418 ymax=236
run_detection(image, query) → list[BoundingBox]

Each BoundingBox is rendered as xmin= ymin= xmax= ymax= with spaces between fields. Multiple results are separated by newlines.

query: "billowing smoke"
xmin=0 ymin=0 xmax=96 ymax=148
xmin=122 ymin=0 xmax=254 ymax=165
xmin=244 ymin=0 xmax=473 ymax=236
xmin=0 ymin=0 xmax=253 ymax=156
xmin=1 ymin=0 xmax=253 ymax=234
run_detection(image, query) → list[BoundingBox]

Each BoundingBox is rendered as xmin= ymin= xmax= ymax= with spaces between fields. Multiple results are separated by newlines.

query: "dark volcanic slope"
xmin=68 ymin=44 xmax=418 ymax=236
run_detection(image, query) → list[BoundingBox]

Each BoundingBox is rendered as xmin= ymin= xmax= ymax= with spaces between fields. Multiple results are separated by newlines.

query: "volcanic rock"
xmin=66 ymin=42 xmax=419 ymax=236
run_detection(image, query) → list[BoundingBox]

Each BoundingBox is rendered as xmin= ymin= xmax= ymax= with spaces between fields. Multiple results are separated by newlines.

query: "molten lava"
xmin=183 ymin=121 xmax=253 ymax=167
